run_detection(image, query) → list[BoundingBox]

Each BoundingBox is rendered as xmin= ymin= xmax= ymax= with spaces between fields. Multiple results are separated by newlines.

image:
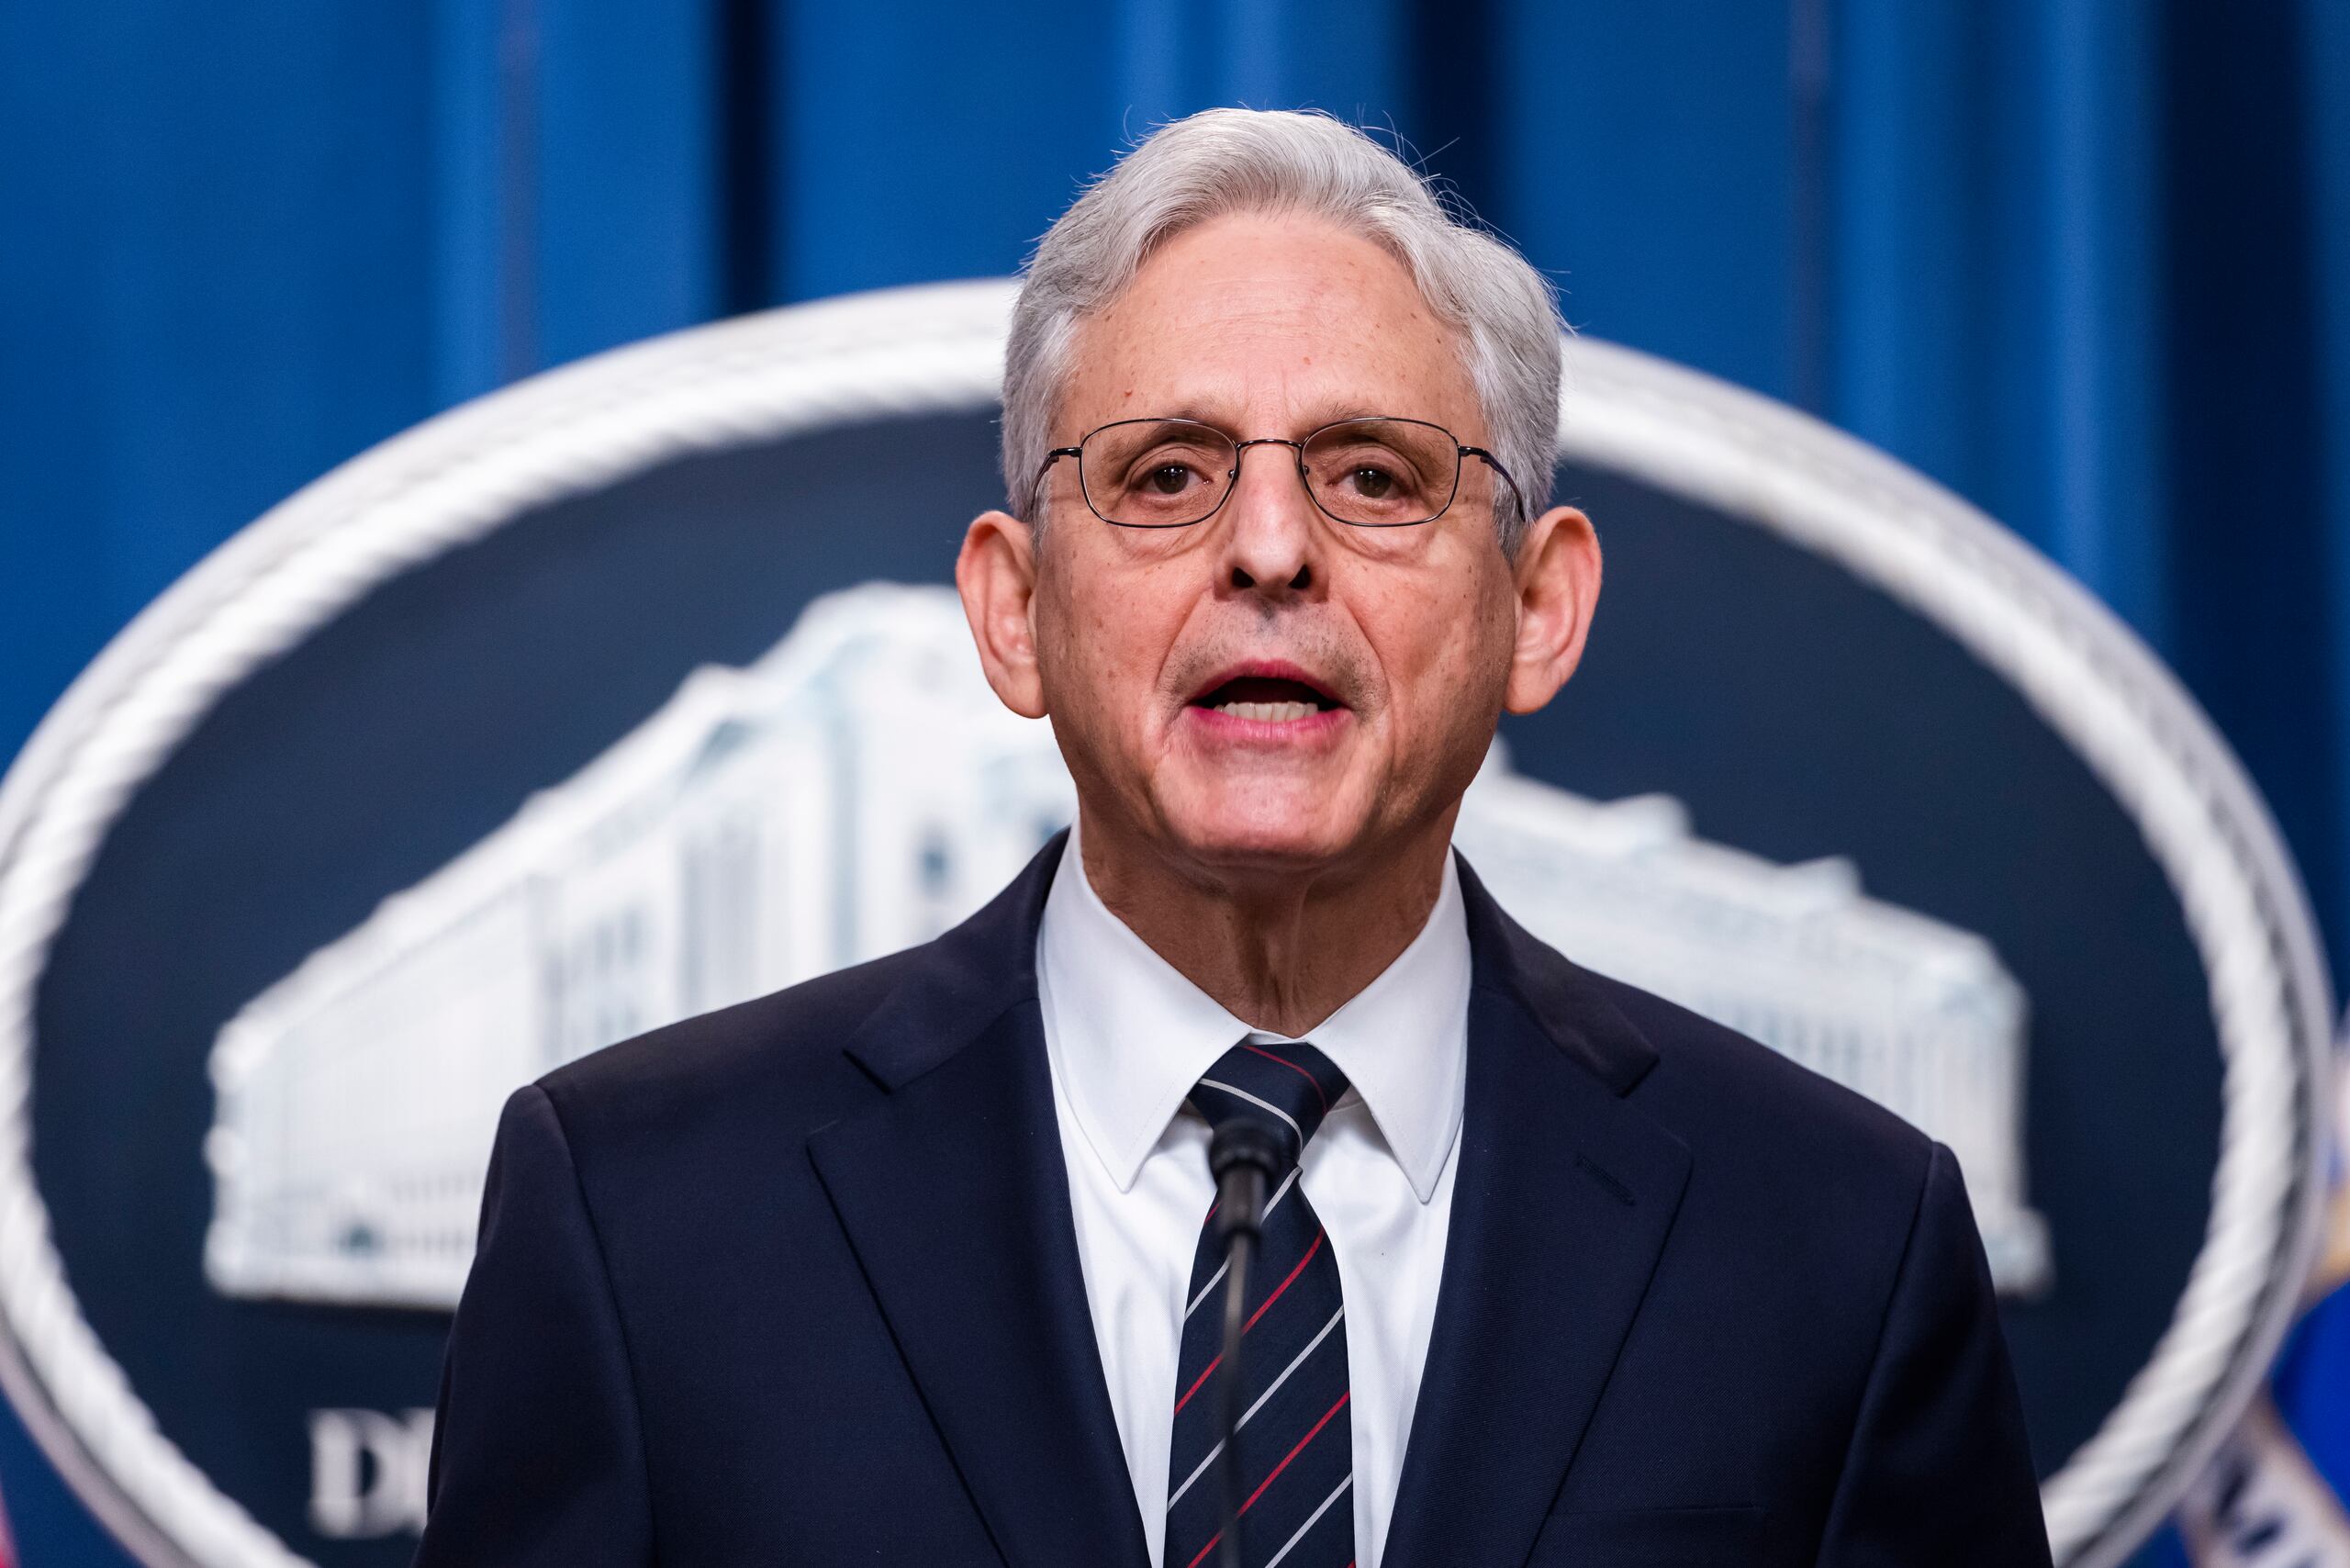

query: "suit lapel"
xmin=807 ymin=837 xmax=1150 ymax=1568
xmin=1381 ymin=863 xmax=1694 ymax=1568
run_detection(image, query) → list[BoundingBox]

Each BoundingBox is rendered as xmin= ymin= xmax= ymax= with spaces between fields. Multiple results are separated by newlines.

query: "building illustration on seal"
xmin=202 ymin=582 xmax=2050 ymax=1311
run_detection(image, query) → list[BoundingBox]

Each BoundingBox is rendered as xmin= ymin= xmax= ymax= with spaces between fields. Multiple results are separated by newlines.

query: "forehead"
xmin=1058 ymin=211 xmax=1483 ymax=437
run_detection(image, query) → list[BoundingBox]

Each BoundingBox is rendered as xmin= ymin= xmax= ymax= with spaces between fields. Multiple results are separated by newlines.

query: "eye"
xmin=1347 ymin=464 xmax=1398 ymax=499
xmin=1144 ymin=462 xmax=1201 ymax=496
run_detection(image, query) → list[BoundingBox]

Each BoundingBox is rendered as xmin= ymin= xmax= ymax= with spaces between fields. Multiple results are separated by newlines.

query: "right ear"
xmin=956 ymin=510 xmax=1048 ymax=719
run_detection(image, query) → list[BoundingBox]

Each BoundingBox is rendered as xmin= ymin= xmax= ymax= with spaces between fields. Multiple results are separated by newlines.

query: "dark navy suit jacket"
xmin=417 ymin=836 xmax=2052 ymax=1566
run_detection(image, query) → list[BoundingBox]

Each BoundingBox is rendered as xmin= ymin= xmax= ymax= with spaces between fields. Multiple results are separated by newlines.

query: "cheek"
xmin=1037 ymin=554 xmax=1182 ymax=733
xmin=1360 ymin=569 xmax=1515 ymax=741
xmin=1376 ymin=571 xmax=1506 ymax=686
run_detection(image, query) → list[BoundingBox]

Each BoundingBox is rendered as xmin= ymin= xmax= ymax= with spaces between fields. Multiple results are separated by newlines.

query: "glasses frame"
xmin=1033 ymin=415 xmax=1528 ymax=532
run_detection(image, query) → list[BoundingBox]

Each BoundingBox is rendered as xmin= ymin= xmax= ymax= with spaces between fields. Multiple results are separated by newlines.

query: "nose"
xmin=1219 ymin=440 xmax=1320 ymax=602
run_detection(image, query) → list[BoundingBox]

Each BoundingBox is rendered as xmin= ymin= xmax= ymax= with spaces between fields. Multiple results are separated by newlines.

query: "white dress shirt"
xmin=1035 ymin=825 xmax=1471 ymax=1568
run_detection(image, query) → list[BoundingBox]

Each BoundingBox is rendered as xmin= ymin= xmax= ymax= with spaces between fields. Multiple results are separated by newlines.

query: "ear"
xmin=1504 ymin=504 xmax=1602 ymax=715
xmin=957 ymin=509 xmax=1048 ymax=719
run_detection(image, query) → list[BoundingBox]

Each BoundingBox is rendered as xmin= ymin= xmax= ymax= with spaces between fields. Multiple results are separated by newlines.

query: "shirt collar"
xmin=1035 ymin=821 xmax=1470 ymax=1203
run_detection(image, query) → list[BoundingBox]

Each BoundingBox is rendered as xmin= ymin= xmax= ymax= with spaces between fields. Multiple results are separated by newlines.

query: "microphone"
xmin=1206 ymin=1121 xmax=1287 ymax=1568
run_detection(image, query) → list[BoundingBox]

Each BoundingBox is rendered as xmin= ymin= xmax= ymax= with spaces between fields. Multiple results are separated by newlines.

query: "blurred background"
xmin=3 ymin=2 xmax=2347 ymax=1563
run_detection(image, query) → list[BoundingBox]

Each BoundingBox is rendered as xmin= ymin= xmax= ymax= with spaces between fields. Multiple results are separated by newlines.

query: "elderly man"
xmin=418 ymin=109 xmax=2050 ymax=1568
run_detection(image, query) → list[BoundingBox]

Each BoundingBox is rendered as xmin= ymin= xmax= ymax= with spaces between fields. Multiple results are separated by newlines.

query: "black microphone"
xmin=1206 ymin=1121 xmax=1287 ymax=1568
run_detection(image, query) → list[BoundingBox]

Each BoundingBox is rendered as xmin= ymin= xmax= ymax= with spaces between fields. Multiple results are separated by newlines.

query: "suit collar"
xmin=1457 ymin=854 xmax=1662 ymax=1097
xmin=812 ymin=834 xmax=1150 ymax=1568
xmin=840 ymin=831 xmax=1063 ymax=1092
xmin=1382 ymin=857 xmax=1690 ymax=1568
xmin=839 ymin=838 xmax=1658 ymax=1111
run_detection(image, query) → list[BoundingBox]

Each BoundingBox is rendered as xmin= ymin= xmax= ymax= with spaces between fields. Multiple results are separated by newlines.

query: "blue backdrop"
xmin=3 ymin=3 xmax=2346 ymax=1563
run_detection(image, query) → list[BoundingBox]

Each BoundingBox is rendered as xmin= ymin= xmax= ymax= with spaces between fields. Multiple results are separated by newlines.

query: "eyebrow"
xmin=1108 ymin=403 xmax=1406 ymax=435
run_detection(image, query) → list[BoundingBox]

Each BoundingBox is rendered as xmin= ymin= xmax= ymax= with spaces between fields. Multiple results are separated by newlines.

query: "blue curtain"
xmin=2 ymin=2 xmax=2345 ymax=1562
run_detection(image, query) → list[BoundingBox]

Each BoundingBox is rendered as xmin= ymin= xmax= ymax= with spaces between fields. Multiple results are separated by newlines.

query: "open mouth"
xmin=1190 ymin=671 xmax=1344 ymax=724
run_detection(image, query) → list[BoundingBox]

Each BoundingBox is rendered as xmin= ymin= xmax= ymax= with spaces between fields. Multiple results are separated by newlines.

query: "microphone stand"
xmin=1207 ymin=1123 xmax=1286 ymax=1568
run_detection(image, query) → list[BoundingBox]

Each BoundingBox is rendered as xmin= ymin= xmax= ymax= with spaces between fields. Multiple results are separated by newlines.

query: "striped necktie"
xmin=1164 ymin=1040 xmax=1355 ymax=1568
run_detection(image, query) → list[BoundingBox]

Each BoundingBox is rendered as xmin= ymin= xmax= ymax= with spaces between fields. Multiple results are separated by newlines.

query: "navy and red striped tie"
xmin=1164 ymin=1040 xmax=1355 ymax=1568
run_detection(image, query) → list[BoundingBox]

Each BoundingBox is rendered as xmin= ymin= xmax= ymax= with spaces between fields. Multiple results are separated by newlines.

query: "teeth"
xmin=1217 ymin=700 xmax=1318 ymax=722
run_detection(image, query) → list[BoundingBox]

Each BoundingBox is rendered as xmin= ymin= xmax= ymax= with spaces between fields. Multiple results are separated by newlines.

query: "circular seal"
xmin=0 ymin=280 xmax=2330 ymax=1568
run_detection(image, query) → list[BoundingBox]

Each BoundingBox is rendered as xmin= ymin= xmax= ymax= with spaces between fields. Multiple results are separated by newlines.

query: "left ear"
xmin=957 ymin=508 xmax=1049 ymax=719
xmin=1504 ymin=504 xmax=1602 ymax=714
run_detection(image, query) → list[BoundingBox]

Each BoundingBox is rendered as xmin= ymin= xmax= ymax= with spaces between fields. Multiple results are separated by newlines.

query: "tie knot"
xmin=1191 ymin=1040 xmax=1350 ymax=1162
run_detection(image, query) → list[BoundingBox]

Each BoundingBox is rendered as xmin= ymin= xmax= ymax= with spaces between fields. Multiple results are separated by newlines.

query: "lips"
xmin=1187 ymin=662 xmax=1346 ymax=725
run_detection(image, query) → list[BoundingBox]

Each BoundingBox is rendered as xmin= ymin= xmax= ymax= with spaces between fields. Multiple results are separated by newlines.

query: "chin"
xmin=1153 ymin=784 xmax=1371 ymax=876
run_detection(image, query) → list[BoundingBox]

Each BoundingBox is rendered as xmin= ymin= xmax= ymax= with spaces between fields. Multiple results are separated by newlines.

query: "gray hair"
xmin=1002 ymin=107 xmax=1563 ymax=553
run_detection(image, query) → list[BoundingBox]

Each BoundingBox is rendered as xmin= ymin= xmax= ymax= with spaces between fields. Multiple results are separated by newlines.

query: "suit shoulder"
xmin=532 ymin=944 xmax=925 ymax=1138
xmin=1589 ymin=968 xmax=1936 ymax=1185
xmin=1574 ymin=969 xmax=1951 ymax=1307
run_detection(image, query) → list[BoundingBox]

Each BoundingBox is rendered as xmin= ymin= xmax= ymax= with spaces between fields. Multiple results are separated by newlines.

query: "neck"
xmin=1076 ymin=811 xmax=1456 ymax=1038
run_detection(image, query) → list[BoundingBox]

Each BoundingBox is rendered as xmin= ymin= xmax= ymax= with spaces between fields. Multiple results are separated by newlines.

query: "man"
xmin=418 ymin=108 xmax=2050 ymax=1567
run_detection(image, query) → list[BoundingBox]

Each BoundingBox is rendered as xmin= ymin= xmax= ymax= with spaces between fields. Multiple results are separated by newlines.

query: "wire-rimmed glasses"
xmin=1033 ymin=416 xmax=1526 ymax=530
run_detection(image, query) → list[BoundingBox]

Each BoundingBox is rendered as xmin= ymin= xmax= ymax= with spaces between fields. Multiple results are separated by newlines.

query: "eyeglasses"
xmin=1033 ymin=416 xmax=1526 ymax=531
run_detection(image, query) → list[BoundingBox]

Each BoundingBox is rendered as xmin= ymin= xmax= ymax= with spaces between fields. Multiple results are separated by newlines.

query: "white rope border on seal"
xmin=1554 ymin=342 xmax=2333 ymax=1568
xmin=0 ymin=277 xmax=2326 ymax=1568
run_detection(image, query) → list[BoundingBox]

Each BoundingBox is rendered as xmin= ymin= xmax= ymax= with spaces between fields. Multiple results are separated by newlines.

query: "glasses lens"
xmin=1080 ymin=420 xmax=1235 ymax=527
xmin=1301 ymin=419 xmax=1460 ymax=526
